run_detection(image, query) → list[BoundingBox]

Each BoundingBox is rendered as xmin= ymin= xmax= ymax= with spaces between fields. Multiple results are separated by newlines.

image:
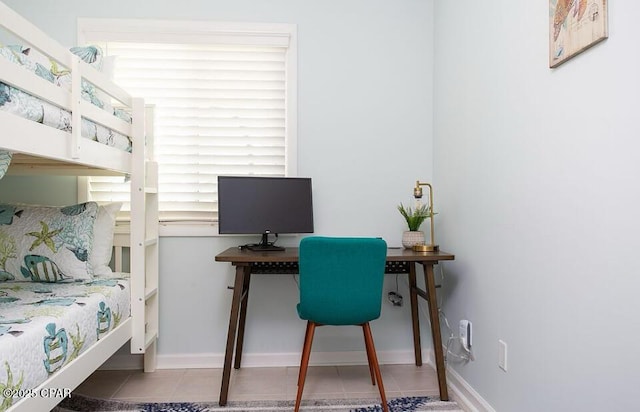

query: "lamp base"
xmin=413 ymin=244 xmax=439 ymax=252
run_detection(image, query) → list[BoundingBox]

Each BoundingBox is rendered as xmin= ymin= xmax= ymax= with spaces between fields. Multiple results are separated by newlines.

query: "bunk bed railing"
xmin=0 ymin=1 xmax=136 ymax=174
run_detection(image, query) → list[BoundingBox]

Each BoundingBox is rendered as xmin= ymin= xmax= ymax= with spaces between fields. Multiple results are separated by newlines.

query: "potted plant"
xmin=397 ymin=203 xmax=431 ymax=249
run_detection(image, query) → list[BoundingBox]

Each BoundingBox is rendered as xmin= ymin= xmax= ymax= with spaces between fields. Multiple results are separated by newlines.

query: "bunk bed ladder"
xmin=130 ymin=100 xmax=159 ymax=372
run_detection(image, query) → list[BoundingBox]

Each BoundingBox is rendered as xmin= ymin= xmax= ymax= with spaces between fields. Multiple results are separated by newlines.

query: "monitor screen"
xmin=218 ymin=176 xmax=314 ymax=250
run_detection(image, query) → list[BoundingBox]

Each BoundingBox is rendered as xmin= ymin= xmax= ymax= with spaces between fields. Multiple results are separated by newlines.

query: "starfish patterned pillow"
xmin=0 ymin=202 xmax=98 ymax=282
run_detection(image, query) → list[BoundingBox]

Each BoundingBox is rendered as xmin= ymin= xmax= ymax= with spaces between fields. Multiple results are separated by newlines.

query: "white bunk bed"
xmin=0 ymin=2 xmax=158 ymax=411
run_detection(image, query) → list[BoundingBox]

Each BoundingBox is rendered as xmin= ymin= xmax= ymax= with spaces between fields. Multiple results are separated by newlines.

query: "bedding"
xmin=90 ymin=202 xmax=123 ymax=277
xmin=0 ymin=152 xmax=10 ymax=181
xmin=0 ymin=202 xmax=99 ymax=282
xmin=0 ymin=83 xmax=132 ymax=150
xmin=0 ymin=45 xmax=133 ymax=180
xmin=0 ymin=275 xmax=130 ymax=410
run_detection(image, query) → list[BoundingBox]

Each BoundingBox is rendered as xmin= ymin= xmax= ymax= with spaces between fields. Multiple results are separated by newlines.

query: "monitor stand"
xmin=245 ymin=232 xmax=285 ymax=252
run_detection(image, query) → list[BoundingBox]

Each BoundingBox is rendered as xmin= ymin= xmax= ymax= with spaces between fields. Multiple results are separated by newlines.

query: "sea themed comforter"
xmin=0 ymin=45 xmax=133 ymax=180
xmin=0 ymin=275 xmax=130 ymax=410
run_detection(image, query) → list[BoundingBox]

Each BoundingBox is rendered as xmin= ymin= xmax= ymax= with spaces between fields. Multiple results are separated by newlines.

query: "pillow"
xmin=90 ymin=202 xmax=122 ymax=276
xmin=55 ymin=46 xmax=106 ymax=105
xmin=21 ymin=47 xmax=52 ymax=71
xmin=0 ymin=202 xmax=98 ymax=282
xmin=70 ymin=45 xmax=103 ymax=71
xmin=0 ymin=150 xmax=11 ymax=180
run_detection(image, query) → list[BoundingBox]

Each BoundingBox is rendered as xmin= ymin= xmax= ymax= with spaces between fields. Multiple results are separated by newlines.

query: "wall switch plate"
xmin=498 ymin=339 xmax=508 ymax=372
xmin=459 ymin=320 xmax=472 ymax=351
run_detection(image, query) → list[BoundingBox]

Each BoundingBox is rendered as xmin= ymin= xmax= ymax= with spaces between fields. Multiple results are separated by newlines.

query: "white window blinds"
xmin=80 ymin=21 xmax=296 ymax=223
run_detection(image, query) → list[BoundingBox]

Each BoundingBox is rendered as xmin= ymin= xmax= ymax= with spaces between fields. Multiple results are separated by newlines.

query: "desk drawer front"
xmin=385 ymin=261 xmax=410 ymax=274
xmin=249 ymin=261 xmax=410 ymax=274
xmin=251 ymin=261 xmax=299 ymax=274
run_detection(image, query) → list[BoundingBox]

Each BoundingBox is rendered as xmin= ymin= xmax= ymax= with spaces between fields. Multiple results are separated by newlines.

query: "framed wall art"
xmin=549 ymin=0 xmax=608 ymax=68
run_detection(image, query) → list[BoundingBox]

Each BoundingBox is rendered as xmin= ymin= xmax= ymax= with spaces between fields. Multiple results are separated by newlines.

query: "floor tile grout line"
xmin=109 ymin=371 xmax=134 ymax=400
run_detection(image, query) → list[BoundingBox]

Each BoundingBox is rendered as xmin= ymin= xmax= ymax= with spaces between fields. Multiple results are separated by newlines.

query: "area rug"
xmin=54 ymin=394 xmax=464 ymax=412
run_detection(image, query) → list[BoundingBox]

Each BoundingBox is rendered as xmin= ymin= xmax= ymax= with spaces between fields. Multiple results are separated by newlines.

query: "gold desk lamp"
xmin=413 ymin=180 xmax=439 ymax=252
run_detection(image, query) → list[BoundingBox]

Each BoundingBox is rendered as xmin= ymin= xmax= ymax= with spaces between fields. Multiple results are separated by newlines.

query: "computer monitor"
xmin=217 ymin=176 xmax=314 ymax=251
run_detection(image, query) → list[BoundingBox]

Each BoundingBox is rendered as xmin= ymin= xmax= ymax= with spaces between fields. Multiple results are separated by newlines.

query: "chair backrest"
xmin=298 ymin=236 xmax=387 ymax=325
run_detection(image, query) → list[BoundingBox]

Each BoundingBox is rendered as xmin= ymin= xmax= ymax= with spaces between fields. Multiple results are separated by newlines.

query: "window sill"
xmin=115 ymin=222 xmax=221 ymax=237
xmin=159 ymin=222 xmax=219 ymax=237
xmin=115 ymin=222 xmax=305 ymax=240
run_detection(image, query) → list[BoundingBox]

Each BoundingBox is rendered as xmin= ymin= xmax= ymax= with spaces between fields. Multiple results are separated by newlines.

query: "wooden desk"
xmin=215 ymin=247 xmax=455 ymax=406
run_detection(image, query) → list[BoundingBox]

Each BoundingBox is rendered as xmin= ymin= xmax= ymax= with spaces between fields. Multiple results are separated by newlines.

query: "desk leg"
xmin=423 ymin=263 xmax=449 ymax=401
xmin=219 ymin=265 xmax=246 ymax=406
xmin=408 ymin=262 xmax=422 ymax=366
xmin=234 ymin=268 xmax=252 ymax=369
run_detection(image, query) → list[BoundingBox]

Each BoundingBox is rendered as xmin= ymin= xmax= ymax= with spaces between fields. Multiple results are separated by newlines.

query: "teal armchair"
xmin=295 ymin=236 xmax=389 ymax=412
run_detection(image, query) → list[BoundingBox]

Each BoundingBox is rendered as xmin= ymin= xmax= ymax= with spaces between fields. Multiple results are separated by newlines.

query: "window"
xmin=78 ymin=19 xmax=297 ymax=233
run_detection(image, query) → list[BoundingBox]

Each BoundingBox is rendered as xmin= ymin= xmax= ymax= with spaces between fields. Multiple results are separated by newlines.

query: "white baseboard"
xmin=100 ymin=349 xmax=432 ymax=371
xmin=444 ymin=367 xmax=496 ymax=412
xmin=420 ymin=349 xmax=495 ymax=412
xmin=155 ymin=349 xmax=433 ymax=369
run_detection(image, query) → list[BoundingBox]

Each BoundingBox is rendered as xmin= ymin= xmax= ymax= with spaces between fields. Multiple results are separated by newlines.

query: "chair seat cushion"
xmin=297 ymin=300 xmax=380 ymax=325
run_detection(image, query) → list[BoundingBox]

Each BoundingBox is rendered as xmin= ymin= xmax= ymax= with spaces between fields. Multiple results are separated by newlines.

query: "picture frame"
xmin=549 ymin=0 xmax=608 ymax=68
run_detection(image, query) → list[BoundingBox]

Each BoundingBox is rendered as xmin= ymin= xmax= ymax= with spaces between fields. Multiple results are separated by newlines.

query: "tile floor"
xmin=74 ymin=364 xmax=443 ymax=404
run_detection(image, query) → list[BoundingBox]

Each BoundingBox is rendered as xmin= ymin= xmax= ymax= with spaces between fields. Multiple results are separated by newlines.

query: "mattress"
xmin=0 ymin=275 xmax=130 ymax=407
xmin=0 ymin=82 xmax=132 ymax=152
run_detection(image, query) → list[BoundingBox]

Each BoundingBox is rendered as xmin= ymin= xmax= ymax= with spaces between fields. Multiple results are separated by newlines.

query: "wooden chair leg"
xmin=363 ymin=322 xmax=388 ymax=412
xmin=295 ymin=321 xmax=316 ymax=412
xmin=362 ymin=324 xmax=376 ymax=385
xmin=298 ymin=321 xmax=313 ymax=387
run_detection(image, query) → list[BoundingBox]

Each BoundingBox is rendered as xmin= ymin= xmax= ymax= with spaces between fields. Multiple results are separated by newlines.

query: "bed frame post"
xmin=129 ymin=99 xmax=159 ymax=371
xmin=70 ymin=57 xmax=81 ymax=159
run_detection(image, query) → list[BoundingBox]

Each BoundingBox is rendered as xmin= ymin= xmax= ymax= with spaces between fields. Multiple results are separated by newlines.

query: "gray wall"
xmin=434 ymin=1 xmax=640 ymax=411
xmin=1 ymin=0 xmax=436 ymax=360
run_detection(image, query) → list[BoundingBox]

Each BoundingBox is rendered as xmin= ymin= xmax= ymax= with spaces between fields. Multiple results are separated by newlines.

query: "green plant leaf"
xmin=397 ymin=203 xmax=431 ymax=231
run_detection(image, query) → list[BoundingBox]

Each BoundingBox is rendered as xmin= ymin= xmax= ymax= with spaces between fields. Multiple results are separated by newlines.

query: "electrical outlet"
xmin=498 ymin=340 xmax=508 ymax=372
xmin=387 ymin=291 xmax=403 ymax=306
xmin=459 ymin=320 xmax=472 ymax=352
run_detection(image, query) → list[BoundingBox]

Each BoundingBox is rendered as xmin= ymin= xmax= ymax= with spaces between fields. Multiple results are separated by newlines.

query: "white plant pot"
xmin=402 ymin=230 xmax=425 ymax=249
